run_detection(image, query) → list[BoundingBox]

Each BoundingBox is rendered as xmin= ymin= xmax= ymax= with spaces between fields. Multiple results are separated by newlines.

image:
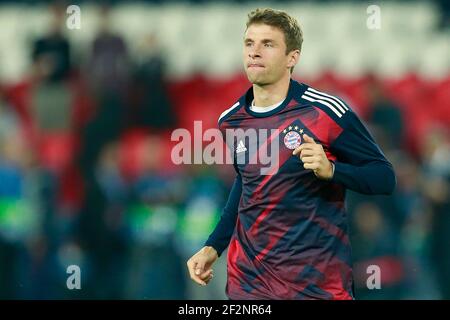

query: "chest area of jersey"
xmin=223 ymin=107 xmax=338 ymax=177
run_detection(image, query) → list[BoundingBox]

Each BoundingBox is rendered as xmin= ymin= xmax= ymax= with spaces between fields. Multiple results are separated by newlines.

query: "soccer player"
xmin=186 ymin=8 xmax=396 ymax=300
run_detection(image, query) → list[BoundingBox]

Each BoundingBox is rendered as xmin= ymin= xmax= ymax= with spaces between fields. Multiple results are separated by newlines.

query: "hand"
xmin=292 ymin=134 xmax=334 ymax=180
xmin=186 ymin=246 xmax=218 ymax=286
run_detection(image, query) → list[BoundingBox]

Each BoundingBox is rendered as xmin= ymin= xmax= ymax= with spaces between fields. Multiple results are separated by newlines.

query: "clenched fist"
xmin=292 ymin=133 xmax=334 ymax=180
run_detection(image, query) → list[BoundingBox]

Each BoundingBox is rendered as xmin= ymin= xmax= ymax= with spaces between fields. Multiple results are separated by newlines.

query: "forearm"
xmin=332 ymin=160 xmax=396 ymax=195
xmin=204 ymin=174 xmax=242 ymax=256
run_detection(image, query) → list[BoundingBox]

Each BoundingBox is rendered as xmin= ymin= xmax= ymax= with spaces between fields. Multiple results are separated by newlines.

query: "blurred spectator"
xmin=86 ymin=4 xmax=130 ymax=95
xmin=32 ymin=3 xmax=71 ymax=83
xmin=128 ymin=33 xmax=177 ymax=129
xmin=74 ymin=141 xmax=130 ymax=299
xmin=435 ymin=0 xmax=450 ymax=29
xmin=367 ymin=76 xmax=404 ymax=149
xmin=123 ymin=134 xmax=187 ymax=299
xmin=420 ymin=126 xmax=450 ymax=299
xmin=78 ymin=4 xmax=131 ymax=175
xmin=351 ymin=202 xmax=404 ymax=299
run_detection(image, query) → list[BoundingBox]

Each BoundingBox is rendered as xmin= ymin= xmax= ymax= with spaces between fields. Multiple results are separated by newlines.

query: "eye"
xmin=264 ymin=43 xmax=273 ymax=47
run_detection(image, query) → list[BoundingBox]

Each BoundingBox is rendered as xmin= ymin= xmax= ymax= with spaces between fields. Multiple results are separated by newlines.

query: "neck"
xmin=253 ymin=75 xmax=291 ymax=107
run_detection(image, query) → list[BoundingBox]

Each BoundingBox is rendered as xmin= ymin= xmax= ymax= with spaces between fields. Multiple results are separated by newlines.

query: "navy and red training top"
xmin=205 ymin=79 xmax=396 ymax=300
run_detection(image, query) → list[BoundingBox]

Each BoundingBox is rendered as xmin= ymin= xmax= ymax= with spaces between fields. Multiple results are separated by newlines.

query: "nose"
xmin=249 ymin=51 xmax=261 ymax=59
xmin=248 ymin=44 xmax=261 ymax=59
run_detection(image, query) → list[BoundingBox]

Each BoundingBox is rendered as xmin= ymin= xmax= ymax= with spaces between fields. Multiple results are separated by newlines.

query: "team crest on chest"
xmin=282 ymin=126 xmax=304 ymax=150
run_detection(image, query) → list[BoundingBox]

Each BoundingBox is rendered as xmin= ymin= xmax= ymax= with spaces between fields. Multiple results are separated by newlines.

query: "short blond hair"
xmin=246 ymin=8 xmax=303 ymax=55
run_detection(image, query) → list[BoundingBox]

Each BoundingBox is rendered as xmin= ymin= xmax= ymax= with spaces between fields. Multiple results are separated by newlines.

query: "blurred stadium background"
xmin=0 ymin=0 xmax=449 ymax=299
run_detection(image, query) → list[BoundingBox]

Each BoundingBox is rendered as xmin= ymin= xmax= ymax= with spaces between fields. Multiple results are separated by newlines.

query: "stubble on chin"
xmin=247 ymin=73 xmax=268 ymax=86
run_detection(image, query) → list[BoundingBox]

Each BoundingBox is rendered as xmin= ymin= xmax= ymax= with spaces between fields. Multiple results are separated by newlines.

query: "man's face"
xmin=243 ymin=23 xmax=294 ymax=86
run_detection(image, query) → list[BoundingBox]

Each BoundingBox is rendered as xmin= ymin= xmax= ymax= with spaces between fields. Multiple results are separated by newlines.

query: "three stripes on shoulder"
xmin=301 ymin=87 xmax=349 ymax=118
xmin=219 ymin=101 xmax=240 ymax=123
xmin=218 ymin=87 xmax=349 ymax=123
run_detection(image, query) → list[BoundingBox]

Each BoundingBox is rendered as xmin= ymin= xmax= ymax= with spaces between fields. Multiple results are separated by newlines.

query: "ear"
xmin=287 ymin=49 xmax=300 ymax=69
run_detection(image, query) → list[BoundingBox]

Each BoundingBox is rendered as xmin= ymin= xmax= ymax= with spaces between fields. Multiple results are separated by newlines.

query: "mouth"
xmin=247 ymin=63 xmax=265 ymax=69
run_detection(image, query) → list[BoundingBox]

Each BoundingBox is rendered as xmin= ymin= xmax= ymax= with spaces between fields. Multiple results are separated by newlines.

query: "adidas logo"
xmin=236 ymin=140 xmax=247 ymax=154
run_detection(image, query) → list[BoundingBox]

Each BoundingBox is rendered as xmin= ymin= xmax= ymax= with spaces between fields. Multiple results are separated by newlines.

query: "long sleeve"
xmin=204 ymin=174 xmax=242 ymax=257
xmin=330 ymin=111 xmax=396 ymax=195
